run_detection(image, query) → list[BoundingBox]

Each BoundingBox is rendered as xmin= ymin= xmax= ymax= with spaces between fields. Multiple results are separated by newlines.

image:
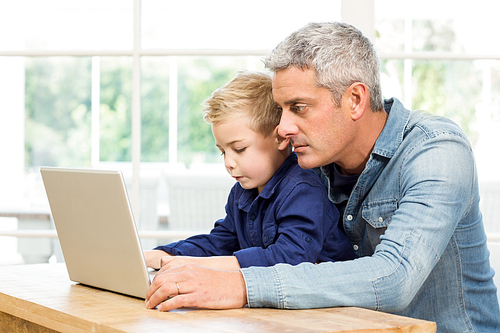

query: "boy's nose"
xmin=224 ymin=155 xmax=236 ymax=170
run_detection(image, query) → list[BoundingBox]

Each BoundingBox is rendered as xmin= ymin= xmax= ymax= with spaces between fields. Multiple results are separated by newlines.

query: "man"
xmin=146 ymin=22 xmax=500 ymax=332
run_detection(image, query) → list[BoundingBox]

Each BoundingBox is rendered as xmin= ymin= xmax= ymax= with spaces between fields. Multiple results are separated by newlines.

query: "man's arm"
xmin=241 ymin=129 xmax=478 ymax=311
xmin=145 ymin=264 xmax=247 ymax=311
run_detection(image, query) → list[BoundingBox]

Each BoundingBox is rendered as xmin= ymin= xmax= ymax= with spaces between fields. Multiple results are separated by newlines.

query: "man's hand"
xmin=160 ymin=255 xmax=241 ymax=272
xmin=145 ymin=263 xmax=247 ymax=311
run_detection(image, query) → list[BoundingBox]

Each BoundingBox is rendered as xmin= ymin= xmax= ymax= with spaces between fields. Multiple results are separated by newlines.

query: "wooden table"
xmin=0 ymin=264 xmax=436 ymax=332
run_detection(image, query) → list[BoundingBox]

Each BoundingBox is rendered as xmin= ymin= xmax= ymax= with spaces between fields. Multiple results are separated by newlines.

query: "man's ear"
xmin=346 ymin=82 xmax=369 ymax=121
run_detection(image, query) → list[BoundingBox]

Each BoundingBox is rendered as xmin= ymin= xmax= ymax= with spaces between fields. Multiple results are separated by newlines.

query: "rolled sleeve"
xmin=241 ymin=265 xmax=285 ymax=308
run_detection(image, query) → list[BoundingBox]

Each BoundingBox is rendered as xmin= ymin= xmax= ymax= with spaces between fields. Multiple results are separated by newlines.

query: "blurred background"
xmin=1 ymin=0 xmax=499 ymax=267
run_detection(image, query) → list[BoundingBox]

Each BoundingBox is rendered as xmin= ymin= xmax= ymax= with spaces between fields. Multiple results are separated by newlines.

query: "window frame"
xmin=1 ymin=0 xmax=499 ymax=242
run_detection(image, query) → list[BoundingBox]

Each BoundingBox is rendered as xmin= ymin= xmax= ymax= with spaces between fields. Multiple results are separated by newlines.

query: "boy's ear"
xmin=275 ymin=126 xmax=290 ymax=151
xmin=277 ymin=136 xmax=290 ymax=150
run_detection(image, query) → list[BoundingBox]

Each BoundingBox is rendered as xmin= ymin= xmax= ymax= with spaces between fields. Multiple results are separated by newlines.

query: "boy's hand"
xmin=160 ymin=255 xmax=241 ymax=272
xmin=143 ymin=250 xmax=172 ymax=269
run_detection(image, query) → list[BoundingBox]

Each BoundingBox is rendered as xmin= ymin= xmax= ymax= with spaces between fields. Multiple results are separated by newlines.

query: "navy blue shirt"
xmin=155 ymin=153 xmax=355 ymax=268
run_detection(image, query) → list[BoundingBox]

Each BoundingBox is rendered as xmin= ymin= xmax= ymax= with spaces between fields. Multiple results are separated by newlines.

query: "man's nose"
xmin=278 ymin=111 xmax=298 ymax=138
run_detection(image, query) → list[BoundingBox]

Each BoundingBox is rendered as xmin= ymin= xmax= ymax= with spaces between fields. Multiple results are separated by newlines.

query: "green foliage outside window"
xmin=176 ymin=57 xmax=247 ymax=165
xmin=25 ymin=57 xmax=92 ymax=168
xmin=99 ymin=57 xmax=133 ymax=162
xmin=22 ymin=20 xmax=493 ymax=170
xmin=24 ymin=56 xmax=250 ymax=168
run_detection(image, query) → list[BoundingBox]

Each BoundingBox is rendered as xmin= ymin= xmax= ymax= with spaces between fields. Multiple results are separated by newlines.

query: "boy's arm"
xmin=155 ymin=214 xmax=241 ymax=257
xmin=153 ymin=215 xmax=242 ymax=270
xmin=155 ymin=185 xmax=241 ymax=257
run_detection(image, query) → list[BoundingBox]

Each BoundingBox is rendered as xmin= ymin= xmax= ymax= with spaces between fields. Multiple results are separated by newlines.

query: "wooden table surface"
xmin=0 ymin=263 xmax=436 ymax=333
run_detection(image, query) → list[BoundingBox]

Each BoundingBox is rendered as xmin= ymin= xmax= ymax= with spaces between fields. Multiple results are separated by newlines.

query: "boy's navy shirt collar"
xmin=236 ymin=152 xmax=297 ymax=210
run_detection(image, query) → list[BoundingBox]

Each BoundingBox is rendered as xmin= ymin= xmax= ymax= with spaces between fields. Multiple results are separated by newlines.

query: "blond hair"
xmin=202 ymin=70 xmax=281 ymax=137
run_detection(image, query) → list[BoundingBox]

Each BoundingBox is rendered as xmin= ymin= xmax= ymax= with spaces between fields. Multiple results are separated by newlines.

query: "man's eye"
xmin=291 ymin=105 xmax=306 ymax=113
xmin=235 ymin=148 xmax=246 ymax=153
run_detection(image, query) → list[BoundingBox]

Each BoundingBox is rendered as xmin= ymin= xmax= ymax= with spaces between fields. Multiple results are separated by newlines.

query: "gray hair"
xmin=264 ymin=22 xmax=383 ymax=111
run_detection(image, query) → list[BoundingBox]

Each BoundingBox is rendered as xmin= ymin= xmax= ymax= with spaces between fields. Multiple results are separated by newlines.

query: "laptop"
xmin=40 ymin=167 xmax=155 ymax=299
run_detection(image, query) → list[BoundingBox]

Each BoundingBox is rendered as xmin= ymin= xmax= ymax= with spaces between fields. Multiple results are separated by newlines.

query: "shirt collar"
xmin=237 ymin=152 xmax=297 ymax=210
xmin=371 ymin=97 xmax=410 ymax=159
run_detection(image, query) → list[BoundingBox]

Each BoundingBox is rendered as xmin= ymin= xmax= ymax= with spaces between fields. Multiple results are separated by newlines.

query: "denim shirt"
xmin=241 ymin=98 xmax=500 ymax=332
xmin=156 ymin=153 xmax=355 ymax=268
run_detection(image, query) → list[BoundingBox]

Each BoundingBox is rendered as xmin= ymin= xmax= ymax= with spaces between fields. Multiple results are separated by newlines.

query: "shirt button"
xmin=305 ymin=237 xmax=312 ymax=243
xmin=353 ymin=245 xmax=359 ymax=251
xmin=249 ymin=214 xmax=256 ymax=221
xmin=346 ymin=215 xmax=353 ymax=221
xmin=378 ymin=216 xmax=383 ymax=223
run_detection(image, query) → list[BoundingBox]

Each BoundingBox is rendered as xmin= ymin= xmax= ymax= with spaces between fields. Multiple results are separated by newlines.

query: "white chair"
xmin=163 ymin=169 xmax=235 ymax=232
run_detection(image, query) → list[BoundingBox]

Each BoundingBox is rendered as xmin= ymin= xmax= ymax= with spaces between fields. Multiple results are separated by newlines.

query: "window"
xmin=1 ymin=0 xmax=498 ymax=265
xmin=0 ymin=0 xmax=342 ymax=264
xmin=374 ymin=0 xmax=500 ymax=235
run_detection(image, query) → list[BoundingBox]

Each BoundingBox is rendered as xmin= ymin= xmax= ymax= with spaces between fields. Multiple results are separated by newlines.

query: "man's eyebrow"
xmin=282 ymin=98 xmax=307 ymax=106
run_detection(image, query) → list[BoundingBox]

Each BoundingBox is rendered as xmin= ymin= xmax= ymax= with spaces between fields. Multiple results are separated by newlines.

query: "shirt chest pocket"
xmin=262 ymin=222 xmax=277 ymax=248
xmin=361 ymin=199 xmax=398 ymax=228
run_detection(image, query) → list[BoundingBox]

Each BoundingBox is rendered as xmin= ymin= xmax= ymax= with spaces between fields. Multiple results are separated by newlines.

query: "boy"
xmin=144 ymin=70 xmax=354 ymax=271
